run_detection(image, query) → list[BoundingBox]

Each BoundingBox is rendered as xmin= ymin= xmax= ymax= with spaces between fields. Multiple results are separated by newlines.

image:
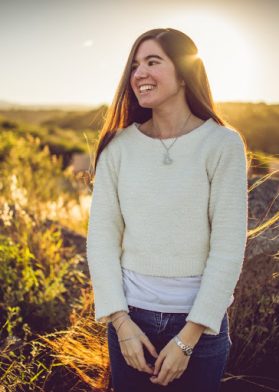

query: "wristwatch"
xmin=173 ymin=335 xmax=194 ymax=356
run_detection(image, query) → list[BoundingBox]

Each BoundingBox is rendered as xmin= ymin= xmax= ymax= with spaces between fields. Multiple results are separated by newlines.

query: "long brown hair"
xmin=91 ymin=27 xmax=243 ymax=175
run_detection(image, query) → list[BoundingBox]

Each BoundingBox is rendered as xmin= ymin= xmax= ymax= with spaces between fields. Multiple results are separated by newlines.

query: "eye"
xmin=148 ymin=60 xmax=158 ymax=66
xmin=130 ymin=60 xmax=159 ymax=72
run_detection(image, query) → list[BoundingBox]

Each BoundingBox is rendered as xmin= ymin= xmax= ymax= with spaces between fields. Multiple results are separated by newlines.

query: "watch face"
xmin=185 ymin=347 xmax=193 ymax=355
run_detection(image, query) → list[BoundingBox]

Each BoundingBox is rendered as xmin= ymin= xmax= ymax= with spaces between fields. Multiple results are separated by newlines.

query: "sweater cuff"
xmin=93 ymin=284 xmax=129 ymax=324
xmin=186 ymin=312 xmax=224 ymax=335
xmin=185 ymin=281 xmax=236 ymax=335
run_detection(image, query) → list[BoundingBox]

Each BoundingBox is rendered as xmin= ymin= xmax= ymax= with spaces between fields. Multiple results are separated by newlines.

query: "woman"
xmin=86 ymin=28 xmax=248 ymax=392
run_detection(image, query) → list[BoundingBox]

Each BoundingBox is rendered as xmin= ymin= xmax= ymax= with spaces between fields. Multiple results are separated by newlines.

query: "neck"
xmin=150 ymin=104 xmax=193 ymax=138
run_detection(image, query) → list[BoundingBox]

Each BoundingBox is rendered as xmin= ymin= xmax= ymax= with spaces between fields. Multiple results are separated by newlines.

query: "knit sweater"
xmin=86 ymin=117 xmax=248 ymax=335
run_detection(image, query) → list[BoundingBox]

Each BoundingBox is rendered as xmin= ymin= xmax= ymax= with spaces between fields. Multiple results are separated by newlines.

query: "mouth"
xmin=138 ymin=84 xmax=157 ymax=95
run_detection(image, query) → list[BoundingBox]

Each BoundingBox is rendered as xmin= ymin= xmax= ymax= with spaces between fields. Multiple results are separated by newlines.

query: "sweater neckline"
xmin=133 ymin=117 xmax=214 ymax=141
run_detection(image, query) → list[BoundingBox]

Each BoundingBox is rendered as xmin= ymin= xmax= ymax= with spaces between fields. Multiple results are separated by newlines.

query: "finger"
xmin=167 ymin=377 xmax=177 ymax=385
xmin=137 ymin=355 xmax=154 ymax=374
xmin=174 ymin=371 xmax=184 ymax=379
xmin=150 ymin=370 xmax=169 ymax=385
xmin=133 ymin=346 xmax=154 ymax=374
xmin=150 ymin=364 xmax=169 ymax=385
xmin=165 ymin=366 xmax=184 ymax=383
xmin=124 ymin=341 xmax=152 ymax=374
xmin=153 ymin=353 xmax=165 ymax=376
xmin=169 ymin=373 xmax=182 ymax=382
xmin=122 ymin=354 xmax=134 ymax=369
xmin=158 ymin=368 xmax=173 ymax=386
xmin=141 ymin=335 xmax=159 ymax=359
xmin=120 ymin=344 xmax=138 ymax=370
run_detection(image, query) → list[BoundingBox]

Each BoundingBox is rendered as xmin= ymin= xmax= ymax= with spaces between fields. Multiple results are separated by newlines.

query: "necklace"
xmin=154 ymin=112 xmax=192 ymax=165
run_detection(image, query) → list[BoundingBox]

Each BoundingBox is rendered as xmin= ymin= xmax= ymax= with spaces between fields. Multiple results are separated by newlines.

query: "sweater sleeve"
xmin=186 ymin=132 xmax=248 ymax=335
xmin=86 ymin=143 xmax=129 ymax=324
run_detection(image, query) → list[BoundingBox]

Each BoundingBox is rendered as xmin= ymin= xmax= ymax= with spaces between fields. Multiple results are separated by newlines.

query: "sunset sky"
xmin=0 ymin=0 xmax=278 ymax=107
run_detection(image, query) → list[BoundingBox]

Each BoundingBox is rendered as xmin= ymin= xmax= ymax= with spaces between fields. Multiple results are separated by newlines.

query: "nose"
xmin=132 ymin=63 xmax=148 ymax=79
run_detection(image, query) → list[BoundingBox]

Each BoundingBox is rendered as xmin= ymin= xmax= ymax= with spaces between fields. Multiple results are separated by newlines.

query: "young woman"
xmin=86 ymin=28 xmax=248 ymax=392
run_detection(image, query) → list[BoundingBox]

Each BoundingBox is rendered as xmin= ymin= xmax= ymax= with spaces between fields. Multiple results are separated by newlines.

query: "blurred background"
xmin=0 ymin=0 xmax=278 ymax=391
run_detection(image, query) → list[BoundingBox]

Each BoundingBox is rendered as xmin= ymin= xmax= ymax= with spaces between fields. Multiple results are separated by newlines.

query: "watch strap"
xmin=173 ymin=335 xmax=194 ymax=356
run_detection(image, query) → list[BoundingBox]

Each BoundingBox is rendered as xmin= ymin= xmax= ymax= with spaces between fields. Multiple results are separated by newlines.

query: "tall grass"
xmin=0 ymin=132 xmax=89 ymax=390
xmin=0 ymin=127 xmax=278 ymax=391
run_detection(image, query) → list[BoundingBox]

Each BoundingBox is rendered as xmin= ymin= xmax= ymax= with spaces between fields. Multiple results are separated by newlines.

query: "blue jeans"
xmin=107 ymin=305 xmax=232 ymax=392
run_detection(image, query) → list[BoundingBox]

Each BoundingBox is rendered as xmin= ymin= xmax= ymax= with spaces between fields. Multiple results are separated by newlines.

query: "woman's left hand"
xmin=149 ymin=338 xmax=190 ymax=386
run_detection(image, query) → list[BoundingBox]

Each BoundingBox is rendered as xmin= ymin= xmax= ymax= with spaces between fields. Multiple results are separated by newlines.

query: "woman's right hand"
xmin=114 ymin=316 xmax=159 ymax=374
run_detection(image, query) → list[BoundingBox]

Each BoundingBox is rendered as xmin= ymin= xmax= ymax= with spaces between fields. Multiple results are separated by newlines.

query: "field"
xmin=0 ymin=102 xmax=278 ymax=391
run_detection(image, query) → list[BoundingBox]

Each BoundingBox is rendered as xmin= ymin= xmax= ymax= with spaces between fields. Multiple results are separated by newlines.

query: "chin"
xmin=137 ymin=100 xmax=160 ymax=109
xmin=138 ymin=103 xmax=154 ymax=109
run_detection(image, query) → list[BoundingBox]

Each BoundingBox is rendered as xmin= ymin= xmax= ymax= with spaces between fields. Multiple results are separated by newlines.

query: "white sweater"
xmin=86 ymin=117 xmax=248 ymax=335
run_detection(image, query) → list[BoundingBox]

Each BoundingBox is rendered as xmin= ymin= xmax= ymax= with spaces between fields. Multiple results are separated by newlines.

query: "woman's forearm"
xmin=179 ymin=321 xmax=206 ymax=347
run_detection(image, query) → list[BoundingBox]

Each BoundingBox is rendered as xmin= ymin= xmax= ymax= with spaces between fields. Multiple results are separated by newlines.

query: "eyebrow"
xmin=131 ymin=54 xmax=164 ymax=65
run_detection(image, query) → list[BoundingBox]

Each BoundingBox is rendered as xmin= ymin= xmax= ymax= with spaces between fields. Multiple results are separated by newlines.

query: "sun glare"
xmin=162 ymin=9 xmax=261 ymax=101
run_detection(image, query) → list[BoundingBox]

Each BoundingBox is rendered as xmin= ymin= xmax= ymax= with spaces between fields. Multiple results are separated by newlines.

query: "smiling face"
xmin=130 ymin=39 xmax=185 ymax=109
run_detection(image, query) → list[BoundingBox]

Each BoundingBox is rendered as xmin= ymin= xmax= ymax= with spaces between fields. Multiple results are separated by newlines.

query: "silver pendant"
xmin=163 ymin=153 xmax=173 ymax=165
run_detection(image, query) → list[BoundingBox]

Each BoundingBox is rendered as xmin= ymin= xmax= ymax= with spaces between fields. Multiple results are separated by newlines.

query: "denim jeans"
xmin=107 ymin=305 xmax=232 ymax=392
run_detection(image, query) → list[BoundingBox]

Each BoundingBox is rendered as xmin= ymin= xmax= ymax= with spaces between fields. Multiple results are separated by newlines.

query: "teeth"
xmin=139 ymin=85 xmax=155 ymax=93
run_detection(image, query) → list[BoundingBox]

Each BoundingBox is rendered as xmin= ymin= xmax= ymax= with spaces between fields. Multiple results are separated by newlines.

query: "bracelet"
xmin=112 ymin=314 xmax=130 ymax=330
xmin=118 ymin=332 xmax=146 ymax=343
xmin=173 ymin=335 xmax=194 ymax=356
xmin=115 ymin=316 xmax=131 ymax=333
xmin=111 ymin=312 xmax=128 ymax=324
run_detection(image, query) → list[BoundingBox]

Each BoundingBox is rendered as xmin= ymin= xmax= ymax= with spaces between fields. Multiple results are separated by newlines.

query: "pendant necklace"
xmin=156 ymin=112 xmax=192 ymax=165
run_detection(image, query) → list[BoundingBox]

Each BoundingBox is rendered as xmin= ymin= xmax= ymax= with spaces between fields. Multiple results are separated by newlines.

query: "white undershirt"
xmin=122 ymin=267 xmax=234 ymax=313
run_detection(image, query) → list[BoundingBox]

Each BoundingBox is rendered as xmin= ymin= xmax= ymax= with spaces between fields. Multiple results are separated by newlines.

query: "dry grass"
xmin=40 ymin=288 xmax=111 ymax=392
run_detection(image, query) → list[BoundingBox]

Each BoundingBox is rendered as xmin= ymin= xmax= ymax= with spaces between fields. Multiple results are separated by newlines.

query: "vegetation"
xmin=0 ymin=103 xmax=278 ymax=391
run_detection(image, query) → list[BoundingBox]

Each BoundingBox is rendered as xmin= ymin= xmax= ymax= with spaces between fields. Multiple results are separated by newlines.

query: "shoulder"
xmin=105 ymin=123 xmax=135 ymax=154
xmin=205 ymin=120 xmax=247 ymax=163
xmin=208 ymin=119 xmax=245 ymax=147
xmin=98 ymin=123 xmax=135 ymax=170
xmin=205 ymin=120 xmax=247 ymax=179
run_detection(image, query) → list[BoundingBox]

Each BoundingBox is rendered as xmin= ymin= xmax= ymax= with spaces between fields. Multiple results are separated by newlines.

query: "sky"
xmin=0 ymin=0 xmax=278 ymax=107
